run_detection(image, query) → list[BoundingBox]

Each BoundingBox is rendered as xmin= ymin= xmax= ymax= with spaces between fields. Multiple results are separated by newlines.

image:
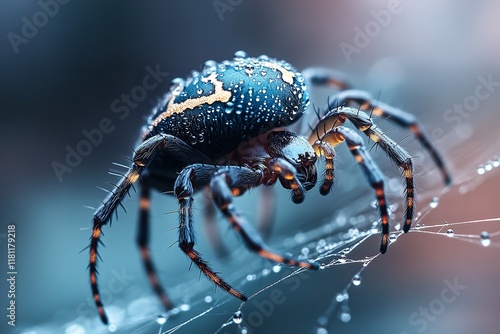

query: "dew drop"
xmin=233 ymin=311 xmax=243 ymax=324
xmin=477 ymin=165 xmax=486 ymax=175
xmin=317 ymin=316 xmax=328 ymax=328
xmin=446 ymin=229 xmax=454 ymax=237
xmin=65 ymin=324 xmax=85 ymax=334
xmin=179 ymin=303 xmax=190 ymax=311
xmin=170 ymin=78 xmax=184 ymax=96
xmin=389 ymin=233 xmax=398 ymax=242
xmin=335 ymin=293 xmax=344 ymax=302
xmin=371 ymin=200 xmax=377 ymax=208
xmin=352 ymin=274 xmax=362 ymax=286
xmin=245 ymin=65 xmax=254 ymax=75
xmin=202 ymin=60 xmax=217 ymax=75
xmin=430 ymin=197 xmax=439 ymax=208
xmin=301 ymin=247 xmax=310 ymax=257
xmin=272 ymin=265 xmax=281 ymax=273
xmin=294 ymin=232 xmax=306 ymax=243
xmin=156 ymin=315 xmax=167 ymax=325
xmin=225 ymin=101 xmax=234 ymax=114
xmin=189 ymin=136 xmax=197 ymax=145
xmin=108 ymin=324 xmax=117 ymax=332
xmin=316 ymin=327 xmax=328 ymax=334
xmin=492 ymin=158 xmax=500 ymax=168
xmin=338 ymin=306 xmax=351 ymax=323
xmin=197 ymin=88 xmax=203 ymax=95
xmin=320 ymin=263 xmax=326 ymax=270
xmin=190 ymin=70 xmax=200 ymax=79
xmin=485 ymin=162 xmax=493 ymax=171
xmin=234 ymin=50 xmax=248 ymax=59
xmin=395 ymin=223 xmax=401 ymax=231
xmin=343 ymin=291 xmax=349 ymax=300
xmin=262 ymin=268 xmax=271 ymax=276
xmin=246 ymin=274 xmax=257 ymax=281
xmin=198 ymin=133 xmax=205 ymax=142
xmin=338 ymin=255 xmax=347 ymax=263
xmin=204 ymin=295 xmax=213 ymax=303
xmin=480 ymin=231 xmax=491 ymax=247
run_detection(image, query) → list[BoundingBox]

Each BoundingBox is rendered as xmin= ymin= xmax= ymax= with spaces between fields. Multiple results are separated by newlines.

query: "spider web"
xmin=17 ymin=119 xmax=500 ymax=334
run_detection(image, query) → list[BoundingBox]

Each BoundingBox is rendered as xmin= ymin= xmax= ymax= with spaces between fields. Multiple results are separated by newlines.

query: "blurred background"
xmin=1 ymin=1 xmax=500 ymax=333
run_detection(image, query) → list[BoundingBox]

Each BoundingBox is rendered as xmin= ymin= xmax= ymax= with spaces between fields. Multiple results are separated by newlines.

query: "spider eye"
xmin=297 ymin=152 xmax=317 ymax=167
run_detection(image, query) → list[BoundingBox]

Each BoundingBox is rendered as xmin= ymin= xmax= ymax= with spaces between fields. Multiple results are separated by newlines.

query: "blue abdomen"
xmin=145 ymin=53 xmax=309 ymax=158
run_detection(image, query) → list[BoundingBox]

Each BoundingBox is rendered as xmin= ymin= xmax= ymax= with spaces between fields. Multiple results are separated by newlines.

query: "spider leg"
xmin=308 ymin=107 xmax=415 ymax=235
xmin=89 ymin=134 xmax=199 ymax=324
xmin=316 ymin=126 xmax=391 ymax=253
xmin=203 ymin=182 xmax=275 ymax=257
xmin=210 ymin=166 xmax=320 ymax=269
xmin=268 ymin=158 xmax=307 ymax=204
xmin=291 ymin=67 xmax=351 ymax=135
xmin=202 ymin=187 xmax=230 ymax=258
xmin=364 ymin=125 xmax=415 ymax=234
xmin=174 ymin=164 xmax=247 ymax=301
xmin=302 ymin=67 xmax=352 ymax=90
xmin=326 ymin=90 xmax=452 ymax=185
xmin=136 ymin=180 xmax=174 ymax=312
xmin=315 ymin=141 xmax=336 ymax=195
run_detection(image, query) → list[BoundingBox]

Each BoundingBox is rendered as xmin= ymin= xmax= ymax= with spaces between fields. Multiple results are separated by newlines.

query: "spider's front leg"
xmin=309 ymin=107 xmax=416 ymax=234
xmin=315 ymin=126 xmax=391 ymax=253
xmin=324 ymin=90 xmax=452 ymax=185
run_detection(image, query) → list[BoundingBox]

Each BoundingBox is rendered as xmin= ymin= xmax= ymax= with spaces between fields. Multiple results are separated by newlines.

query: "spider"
xmin=88 ymin=51 xmax=451 ymax=324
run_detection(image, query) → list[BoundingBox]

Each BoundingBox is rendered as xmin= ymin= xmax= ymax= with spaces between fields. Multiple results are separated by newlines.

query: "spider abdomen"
xmin=145 ymin=51 xmax=310 ymax=158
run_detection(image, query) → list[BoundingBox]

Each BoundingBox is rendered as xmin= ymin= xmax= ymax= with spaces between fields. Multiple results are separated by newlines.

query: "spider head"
xmin=267 ymin=131 xmax=318 ymax=190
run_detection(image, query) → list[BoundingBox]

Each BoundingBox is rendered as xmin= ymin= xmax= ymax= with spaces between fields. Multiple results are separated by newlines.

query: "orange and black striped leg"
xmin=363 ymin=126 xmax=415 ymax=233
xmin=318 ymin=126 xmax=390 ymax=253
xmin=311 ymin=107 xmax=415 ymax=233
xmin=315 ymin=141 xmax=336 ymax=196
xmin=202 ymin=187 xmax=230 ymax=258
xmin=302 ymin=67 xmax=352 ymax=90
xmin=90 ymin=163 xmax=145 ymax=324
xmin=292 ymin=67 xmax=351 ymax=135
xmin=174 ymin=165 xmax=247 ymax=301
xmin=268 ymin=158 xmax=307 ymax=204
xmin=89 ymin=134 xmax=196 ymax=324
xmin=210 ymin=168 xmax=320 ymax=270
xmin=136 ymin=182 xmax=174 ymax=312
xmin=327 ymin=90 xmax=451 ymax=185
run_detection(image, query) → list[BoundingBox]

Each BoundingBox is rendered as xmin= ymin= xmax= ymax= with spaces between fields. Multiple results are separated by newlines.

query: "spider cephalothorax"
xmin=88 ymin=51 xmax=451 ymax=324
